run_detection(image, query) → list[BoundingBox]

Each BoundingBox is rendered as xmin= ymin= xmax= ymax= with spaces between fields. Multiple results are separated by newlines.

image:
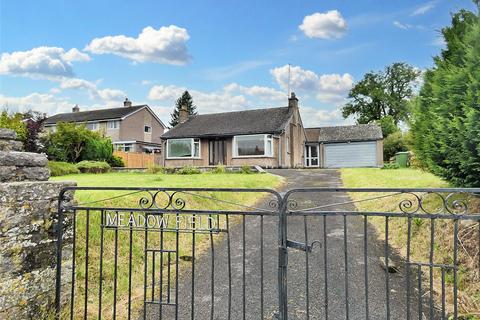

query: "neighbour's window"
xmin=115 ymin=143 xmax=133 ymax=152
xmin=87 ymin=122 xmax=99 ymax=130
xmin=144 ymin=125 xmax=152 ymax=133
xmin=234 ymin=134 xmax=273 ymax=157
xmin=167 ymin=138 xmax=200 ymax=158
xmin=107 ymin=120 xmax=119 ymax=129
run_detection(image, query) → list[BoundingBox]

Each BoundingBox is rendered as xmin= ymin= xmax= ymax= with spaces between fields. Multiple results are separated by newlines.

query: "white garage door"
xmin=324 ymin=141 xmax=377 ymax=168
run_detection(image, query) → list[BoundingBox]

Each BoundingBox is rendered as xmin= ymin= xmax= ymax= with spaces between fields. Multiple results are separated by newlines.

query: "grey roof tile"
xmin=305 ymin=124 xmax=383 ymax=143
xmin=44 ymin=105 xmax=146 ymax=125
xmin=161 ymin=107 xmax=293 ymax=138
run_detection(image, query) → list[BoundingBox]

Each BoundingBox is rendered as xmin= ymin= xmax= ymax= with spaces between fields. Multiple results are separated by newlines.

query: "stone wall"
xmin=0 ymin=128 xmax=76 ymax=319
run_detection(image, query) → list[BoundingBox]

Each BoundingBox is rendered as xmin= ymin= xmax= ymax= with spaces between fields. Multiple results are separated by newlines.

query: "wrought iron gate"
xmin=55 ymin=187 xmax=480 ymax=319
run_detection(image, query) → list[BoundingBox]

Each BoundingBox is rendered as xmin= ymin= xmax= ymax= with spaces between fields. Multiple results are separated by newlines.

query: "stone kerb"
xmin=0 ymin=128 xmax=76 ymax=319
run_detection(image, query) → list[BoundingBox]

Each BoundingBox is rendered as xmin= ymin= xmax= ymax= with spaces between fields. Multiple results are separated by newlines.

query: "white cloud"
xmin=224 ymin=83 xmax=285 ymax=102
xmin=270 ymin=64 xmax=353 ymax=103
xmin=393 ymin=21 xmax=411 ymax=30
xmin=0 ymin=46 xmax=90 ymax=80
xmin=411 ymin=1 xmax=436 ymax=16
xmin=85 ymin=25 xmax=190 ymax=65
xmin=300 ymin=106 xmax=353 ymax=127
xmin=270 ymin=65 xmax=319 ymax=91
xmin=0 ymin=93 xmax=74 ymax=116
xmin=58 ymin=78 xmax=126 ymax=104
xmin=299 ymin=10 xmax=347 ymax=39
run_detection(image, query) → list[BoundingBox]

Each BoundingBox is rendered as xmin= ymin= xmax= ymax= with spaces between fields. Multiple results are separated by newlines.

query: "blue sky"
xmin=0 ymin=0 xmax=475 ymax=127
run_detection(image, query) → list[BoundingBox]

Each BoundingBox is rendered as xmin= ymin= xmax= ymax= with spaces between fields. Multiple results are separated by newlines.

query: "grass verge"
xmin=341 ymin=168 xmax=479 ymax=319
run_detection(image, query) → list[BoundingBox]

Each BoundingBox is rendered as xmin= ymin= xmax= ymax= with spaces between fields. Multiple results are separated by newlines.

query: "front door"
xmin=304 ymin=145 xmax=319 ymax=167
xmin=209 ymin=139 xmax=226 ymax=165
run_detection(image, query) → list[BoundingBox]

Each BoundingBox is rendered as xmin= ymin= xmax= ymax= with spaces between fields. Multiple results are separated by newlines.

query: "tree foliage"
xmin=342 ymin=63 xmax=420 ymax=125
xmin=43 ymin=122 xmax=113 ymax=163
xmin=0 ymin=110 xmax=26 ymax=140
xmin=410 ymin=4 xmax=480 ymax=186
xmin=23 ymin=111 xmax=47 ymax=153
xmin=169 ymin=90 xmax=197 ymax=127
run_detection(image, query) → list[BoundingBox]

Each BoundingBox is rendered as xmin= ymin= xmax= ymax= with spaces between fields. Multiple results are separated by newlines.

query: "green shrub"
xmin=108 ymin=155 xmax=125 ymax=167
xmin=240 ymin=165 xmax=252 ymax=174
xmin=82 ymin=137 xmax=113 ymax=161
xmin=48 ymin=161 xmax=80 ymax=176
xmin=76 ymin=161 xmax=111 ymax=174
xmin=146 ymin=164 xmax=164 ymax=174
xmin=383 ymin=131 xmax=408 ymax=161
xmin=381 ymin=163 xmax=400 ymax=170
xmin=211 ymin=164 xmax=226 ymax=174
xmin=177 ymin=165 xmax=201 ymax=175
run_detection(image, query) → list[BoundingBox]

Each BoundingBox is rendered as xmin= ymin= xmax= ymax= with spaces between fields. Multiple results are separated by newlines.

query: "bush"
xmin=146 ymin=164 xmax=163 ymax=174
xmin=48 ymin=161 xmax=80 ymax=176
xmin=383 ymin=131 xmax=408 ymax=161
xmin=240 ymin=165 xmax=252 ymax=174
xmin=381 ymin=163 xmax=400 ymax=170
xmin=76 ymin=161 xmax=111 ymax=174
xmin=108 ymin=155 xmax=125 ymax=167
xmin=82 ymin=137 xmax=113 ymax=162
xmin=211 ymin=164 xmax=226 ymax=174
xmin=177 ymin=165 xmax=201 ymax=175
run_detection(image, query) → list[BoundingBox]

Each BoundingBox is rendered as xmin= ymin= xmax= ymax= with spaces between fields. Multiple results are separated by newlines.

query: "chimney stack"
xmin=72 ymin=104 xmax=80 ymax=113
xmin=124 ymin=97 xmax=132 ymax=107
xmin=288 ymin=92 xmax=298 ymax=109
xmin=179 ymin=104 xmax=189 ymax=123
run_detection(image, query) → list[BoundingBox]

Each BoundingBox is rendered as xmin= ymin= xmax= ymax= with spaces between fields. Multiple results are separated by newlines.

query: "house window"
xmin=234 ymin=134 xmax=273 ymax=157
xmin=167 ymin=138 xmax=200 ymax=158
xmin=115 ymin=143 xmax=133 ymax=152
xmin=87 ymin=122 xmax=99 ymax=130
xmin=107 ymin=120 xmax=119 ymax=129
xmin=144 ymin=125 xmax=152 ymax=133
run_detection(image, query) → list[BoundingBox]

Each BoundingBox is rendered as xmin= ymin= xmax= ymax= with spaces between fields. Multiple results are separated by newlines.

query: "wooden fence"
xmin=113 ymin=151 xmax=160 ymax=168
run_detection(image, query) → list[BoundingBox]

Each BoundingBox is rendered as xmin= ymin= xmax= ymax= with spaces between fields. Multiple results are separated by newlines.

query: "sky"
xmin=0 ymin=0 xmax=476 ymax=127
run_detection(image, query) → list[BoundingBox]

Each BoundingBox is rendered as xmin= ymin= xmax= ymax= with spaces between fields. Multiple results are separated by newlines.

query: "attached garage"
xmin=305 ymin=124 xmax=383 ymax=168
xmin=324 ymin=141 xmax=378 ymax=168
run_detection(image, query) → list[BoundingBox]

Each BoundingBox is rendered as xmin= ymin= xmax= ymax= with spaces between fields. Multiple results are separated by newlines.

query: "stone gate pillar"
xmin=0 ymin=128 xmax=76 ymax=319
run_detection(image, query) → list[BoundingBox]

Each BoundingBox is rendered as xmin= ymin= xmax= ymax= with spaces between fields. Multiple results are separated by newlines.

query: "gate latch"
xmin=286 ymin=240 xmax=312 ymax=253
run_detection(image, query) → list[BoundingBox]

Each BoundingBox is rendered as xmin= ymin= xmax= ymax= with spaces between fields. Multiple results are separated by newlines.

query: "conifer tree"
xmin=169 ymin=91 xmax=197 ymax=127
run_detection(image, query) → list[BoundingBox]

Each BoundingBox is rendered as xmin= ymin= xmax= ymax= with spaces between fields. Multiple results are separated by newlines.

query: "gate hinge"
xmin=287 ymin=240 xmax=313 ymax=252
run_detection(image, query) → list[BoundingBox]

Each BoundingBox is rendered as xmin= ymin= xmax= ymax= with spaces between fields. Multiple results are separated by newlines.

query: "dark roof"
xmin=44 ymin=105 xmax=147 ymax=125
xmin=161 ymin=107 xmax=293 ymax=139
xmin=305 ymin=124 xmax=383 ymax=143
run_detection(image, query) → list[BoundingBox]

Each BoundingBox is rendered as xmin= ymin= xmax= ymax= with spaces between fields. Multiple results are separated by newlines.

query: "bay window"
xmin=233 ymin=134 xmax=273 ymax=157
xmin=167 ymin=138 xmax=200 ymax=158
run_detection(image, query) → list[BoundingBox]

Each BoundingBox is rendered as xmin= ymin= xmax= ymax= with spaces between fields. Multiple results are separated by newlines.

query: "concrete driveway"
xmin=145 ymin=169 xmax=418 ymax=319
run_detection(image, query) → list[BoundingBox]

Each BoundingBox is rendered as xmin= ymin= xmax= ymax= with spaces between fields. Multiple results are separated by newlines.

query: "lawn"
xmin=341 ymin=168 xmax=479 ymax=318
xmin=50 ymin=171 xmax=282 ymax=318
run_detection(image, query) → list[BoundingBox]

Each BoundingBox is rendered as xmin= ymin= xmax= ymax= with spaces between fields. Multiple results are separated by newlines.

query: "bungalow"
xmin=161 ymin=93 xmax=384 ymax=169
xmin=161 ymin=93 xmax=305 ymax=168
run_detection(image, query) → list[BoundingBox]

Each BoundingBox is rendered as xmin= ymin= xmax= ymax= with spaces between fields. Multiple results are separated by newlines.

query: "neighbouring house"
xmin=304 ymin=124 xmax=383 ymax=168
xmin=161 ymin=93 xmax=305 ymax=168
xmin=44 ymin=98 xmax=167 ymax=153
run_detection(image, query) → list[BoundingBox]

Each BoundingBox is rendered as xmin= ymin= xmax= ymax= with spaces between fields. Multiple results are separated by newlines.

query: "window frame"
xmin=166 ymin=138 xmax=201 ymax=159
xmin=115 ymin=143 xmax=133 ymax=152
xmin=144 ymin=125 xmax=152 ymax=134
xmin=87 ymin=122 xmax=99 ymax=131
xmin=233 ymin=134 xmax=274 ymax=158
xmin=107 ymin=120 xmax=120 ymax=129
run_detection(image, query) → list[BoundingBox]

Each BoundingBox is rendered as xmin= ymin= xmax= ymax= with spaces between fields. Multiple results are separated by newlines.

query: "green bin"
xmin=395 ymin=152 xmax=409 ymax=168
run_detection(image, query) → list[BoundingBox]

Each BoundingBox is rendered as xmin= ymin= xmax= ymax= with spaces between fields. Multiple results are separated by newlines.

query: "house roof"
xmin=161 ymin=107 xmax=294 ymax=139
xmin=44 ymin=105 xmax=147 ymax=125
xmin=305 ymin=124 xmax=383 ymax=143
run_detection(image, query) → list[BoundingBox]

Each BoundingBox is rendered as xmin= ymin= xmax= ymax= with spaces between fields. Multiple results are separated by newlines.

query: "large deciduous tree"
xmin=342 ymin=62 xmax=420 ymax=125
xmin=410 ymin=2 xmax=480 ymax=186
xmin=169 ymin=91 xmax=197 ymax=127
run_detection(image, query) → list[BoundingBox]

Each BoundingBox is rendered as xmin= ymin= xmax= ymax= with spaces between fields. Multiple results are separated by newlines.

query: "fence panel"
xmin=114 ymin=151 xmax=157 ymax=168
